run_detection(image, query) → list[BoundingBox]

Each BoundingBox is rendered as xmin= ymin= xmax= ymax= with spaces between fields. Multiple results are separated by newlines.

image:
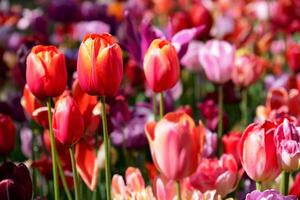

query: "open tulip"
xmin=189 ymin=154 xmax=241 ymax=197
xmin=274 ymin=119 xmax=300 ymax=172
xmin=0 ymin=114 xmax=16 ymax=155
xmin=53 ymin=92 xmax=84 ymax=146
xmin=145 ymin=111 xmax=204 ymax=180
xmin=26 ymin=45 xmax=67 ymax=99
xmin=199 ymin=40 xmax=235 ymax=84
xmin=143 ymin=39 xmax=180 ymax=93
xmin=77 ymin=33 xmax=123 ymax=97
xmin=239 ymin=120 xmax=281 ymax=182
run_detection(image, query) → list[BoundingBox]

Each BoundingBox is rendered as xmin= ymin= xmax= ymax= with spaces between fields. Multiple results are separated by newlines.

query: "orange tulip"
xmin=26 ymin=45 xmax=67 ymax=99
xmin=77 ymin=33 xmax=123 ymax=97
xmin=145 ymin=112 xmax=204 ymax=180
xmin=143 ymin=39 xmax=180 ymax=93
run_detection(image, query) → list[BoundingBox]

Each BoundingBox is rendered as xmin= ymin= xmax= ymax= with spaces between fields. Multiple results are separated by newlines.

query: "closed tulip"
xmin=0 ymin=114 xmax=16 ymax=155
xmin=143 ymin=39 xmax=180 ymax=93
xmin=52 ymin=92 xmax=84 ymax=146
xmin=239 ymin=120 xmax=281 ymax=182
xmin=274 ymin=119 xmax=300 ymax=172
xmin=145 ymin=112 xmax=204 ymax=180
xmin=77 ymin=33 xmax=123 ymax=97
xmin=199 ymin=40 xmax=235 ymax=84
xmin=26 ymin=45 xmax=67 ymax=99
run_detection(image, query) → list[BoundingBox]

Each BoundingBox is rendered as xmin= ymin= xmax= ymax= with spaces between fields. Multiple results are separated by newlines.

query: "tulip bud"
xmin=199 ymin=40 xmax=235 ymax=84
xmin=26 ymin=45 xmax=67 ymax=99
xmin=77 ymin=33 xmax=123 ymax=97
xmin=0 ymin=114 xmax=16 ymax=155
xmin=286 ymin=43 xmax=300 ymax=73
xmin=239 ymin=120 xmax=281 ymax=182
xmin=274 ymin=119 xmax=300 ymax=172
xmin=145 ymin=112 xmax=204 ymax=180
xmin=143 ymin=39 xmax=180 ymax=93
xmin=53 ymin=92 xmax=84 ymax=146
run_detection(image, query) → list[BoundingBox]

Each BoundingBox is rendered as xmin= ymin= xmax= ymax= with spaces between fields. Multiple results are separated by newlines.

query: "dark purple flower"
xmin=245 ymin=189 xmax=297 ymax=200
xmin=80 ymin=2 xmax=108 ymax=21
xmin=48 ymin=0 xmax=81 ymax=23
xmin=0 ymin=162 xmax=32 ymax=200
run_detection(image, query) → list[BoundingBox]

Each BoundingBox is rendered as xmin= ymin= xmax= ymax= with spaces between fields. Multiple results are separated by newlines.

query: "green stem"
xmin=280 ymin=171 xmax=290 ymax=195
xmin=56 ymin=154 xmax=72 ymax=200
xmin=241 ymin=88 xmax=248 ymax=127
xmin=159 ymin=92 xmax=164 ymax=119
xmin=256 ymin=182 xmax=262 ymax=191
xmin=153 ymin=93 xmax=158 ymax=121
xmin=217 ymin=85 xmax=223 ymax=156
xmin=46 ymin=98 xmax=60 ymax=200
xmin=100 ymin=97 xmax=111 ymax=200
xmin=175 ymin=181 xmax=182 ymax=200
xmin=69 ymin=146 xmax=80 ymax=200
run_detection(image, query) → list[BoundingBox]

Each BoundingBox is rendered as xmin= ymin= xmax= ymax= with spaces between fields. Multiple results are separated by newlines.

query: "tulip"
xmin=189 ymin=154 xmax=240 ymax=197
xmin=0 ymin=162 xmax=32 ymax=200
xmin=53 ymin=92 xmax=84 ymax=146
xmin=112 ymin=167 xmax=155 ymax=199
xmin=77 ymin=33 xmax=123 ymax=97
xmin=199 ymin=40 xmax=235 ymax=84
xmin=222 ymin=132 xmax=242 ymax=165
xmin=286 ymin=43 xmax=300 ymax=73
xmin=145 ymin=112 xmax=204 ymax=180
xmin=289 ymin=173 xmax=300 ymax=199
xmin=143 ymin=39 xmax=180 ymax=93
xmin=26 ymin=45 xmax=67 ymax=99
xmin=239 ymin=121 xmax=281 ymax=184
xmin=245 ymin=189 xmax=297 ymax=200
xmin=0 ymin=114 xmax=16 ymax=155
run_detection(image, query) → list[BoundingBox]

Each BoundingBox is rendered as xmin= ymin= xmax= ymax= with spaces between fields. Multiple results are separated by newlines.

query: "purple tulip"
xmin=0 ymin=162 xmax=32 ymax=200
xmin=245 ymin=189 xmax=297 ymax=200
xmin=199 ymin=40 xmax=235 ymax=84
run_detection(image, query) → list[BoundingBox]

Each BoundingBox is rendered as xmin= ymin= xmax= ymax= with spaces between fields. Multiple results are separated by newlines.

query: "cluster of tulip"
xmin=1 ymin=0 xmax=300 ymax=200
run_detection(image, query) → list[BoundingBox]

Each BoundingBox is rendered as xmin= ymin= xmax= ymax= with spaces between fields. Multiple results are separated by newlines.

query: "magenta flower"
xmin=245 ymin=189 xmax=297 ymax=200
xmin=199 ymin=40 xmax=235 ymax=84
xmin=274 ymin=119 xmax=300 ymax=172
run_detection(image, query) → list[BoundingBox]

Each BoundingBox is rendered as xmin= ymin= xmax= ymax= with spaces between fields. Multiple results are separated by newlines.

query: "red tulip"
xmin=0 ymin=114 xmax=16 ymax=155
xmin=77 ymin=33 xmax=123 ymax=97
xmin=239 ymin=120 xmax=281 ymax=182
xmin=143 ymin=39 xmax=180 ymax=93
xmin=145 ymin=112 xmax=204 ymax=180
xmin=26 ymin=45 xmax=67 ymax=99
xmin=286 ymin=43 xmax=300 ymax=73
xmin=222 ymin=131 xmax=242 ymax=165
xmin=189 ymin=154 xmax=240 ymax=197
xmin=289 ymin=172 xmax=300 ymax=198
xmin=53 ymin=92 xmax=84 ymax=146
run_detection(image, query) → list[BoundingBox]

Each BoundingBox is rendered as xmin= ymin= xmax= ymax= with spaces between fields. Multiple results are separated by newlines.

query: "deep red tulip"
xmin=145 ymin=112 xmax=205 ymax=180
xmin=0 ymin=114 xmax=16 ymax=155
xmin=0 ymin=162 xmax=32 ymax=200
xmin=286 ymin=43 xmax=300 ymax=73
xmin=53 ymin=92 xmax=84 ymax=146
xmin=239 ymin=120 xmax=281 ymax=182
xmin=143 ymin=39 xmax=180 ymax=93
xmin=289 ymin=172 xmax=300 ymax=198
xmin=77 ymin=33 xmax=123 ymax=97
xmin=26 ymin=45 xmax=67 ymax=99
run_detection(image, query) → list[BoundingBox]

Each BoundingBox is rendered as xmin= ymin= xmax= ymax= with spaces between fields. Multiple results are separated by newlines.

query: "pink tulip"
xmin=199 ymin=40 xmax=235 ymax=84
xmin=145 ymin=112 xmax=205 ymax=181
xmin=274 ymin=119 xmax=300 ymax=172
xmin=239 ymin=121 xmax=281 ymax=182
xmin=189 ymin=154 xmax=240 ymax=197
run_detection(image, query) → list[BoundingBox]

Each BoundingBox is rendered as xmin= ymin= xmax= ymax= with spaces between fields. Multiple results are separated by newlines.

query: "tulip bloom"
xmin=0 ymin=162 xmax=32 ymax=200
xmin=246 ymin=189 xmax=297 ymax=200
xmin=145 ymin=112 xmax=204 ymax=180
xmin=0 ymin=114 xmax=16 ymax=155
xmin=286 ymin=43 xmax=300 ymax=73
xmin=222 ymin=132 xmax=242 ymax=165
xmin=189 ymin=154 xmax=240 ymax=197
xmin=53 ymin=92 xmax=84 ymax=146
xmin=274 ymin=119 xmax=300 ymax=172
xmin=239 ymin=121 xmax=281 ymax=182
xmin=199 ymin=40 xmax=235 ymax=84
xmin=143 ymin=39 xmax=180 ymax=93
xmin=26 ymin=45 xmax=67 ymax=99
xmin=77 ymin=33 xmax=123 ymax=97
